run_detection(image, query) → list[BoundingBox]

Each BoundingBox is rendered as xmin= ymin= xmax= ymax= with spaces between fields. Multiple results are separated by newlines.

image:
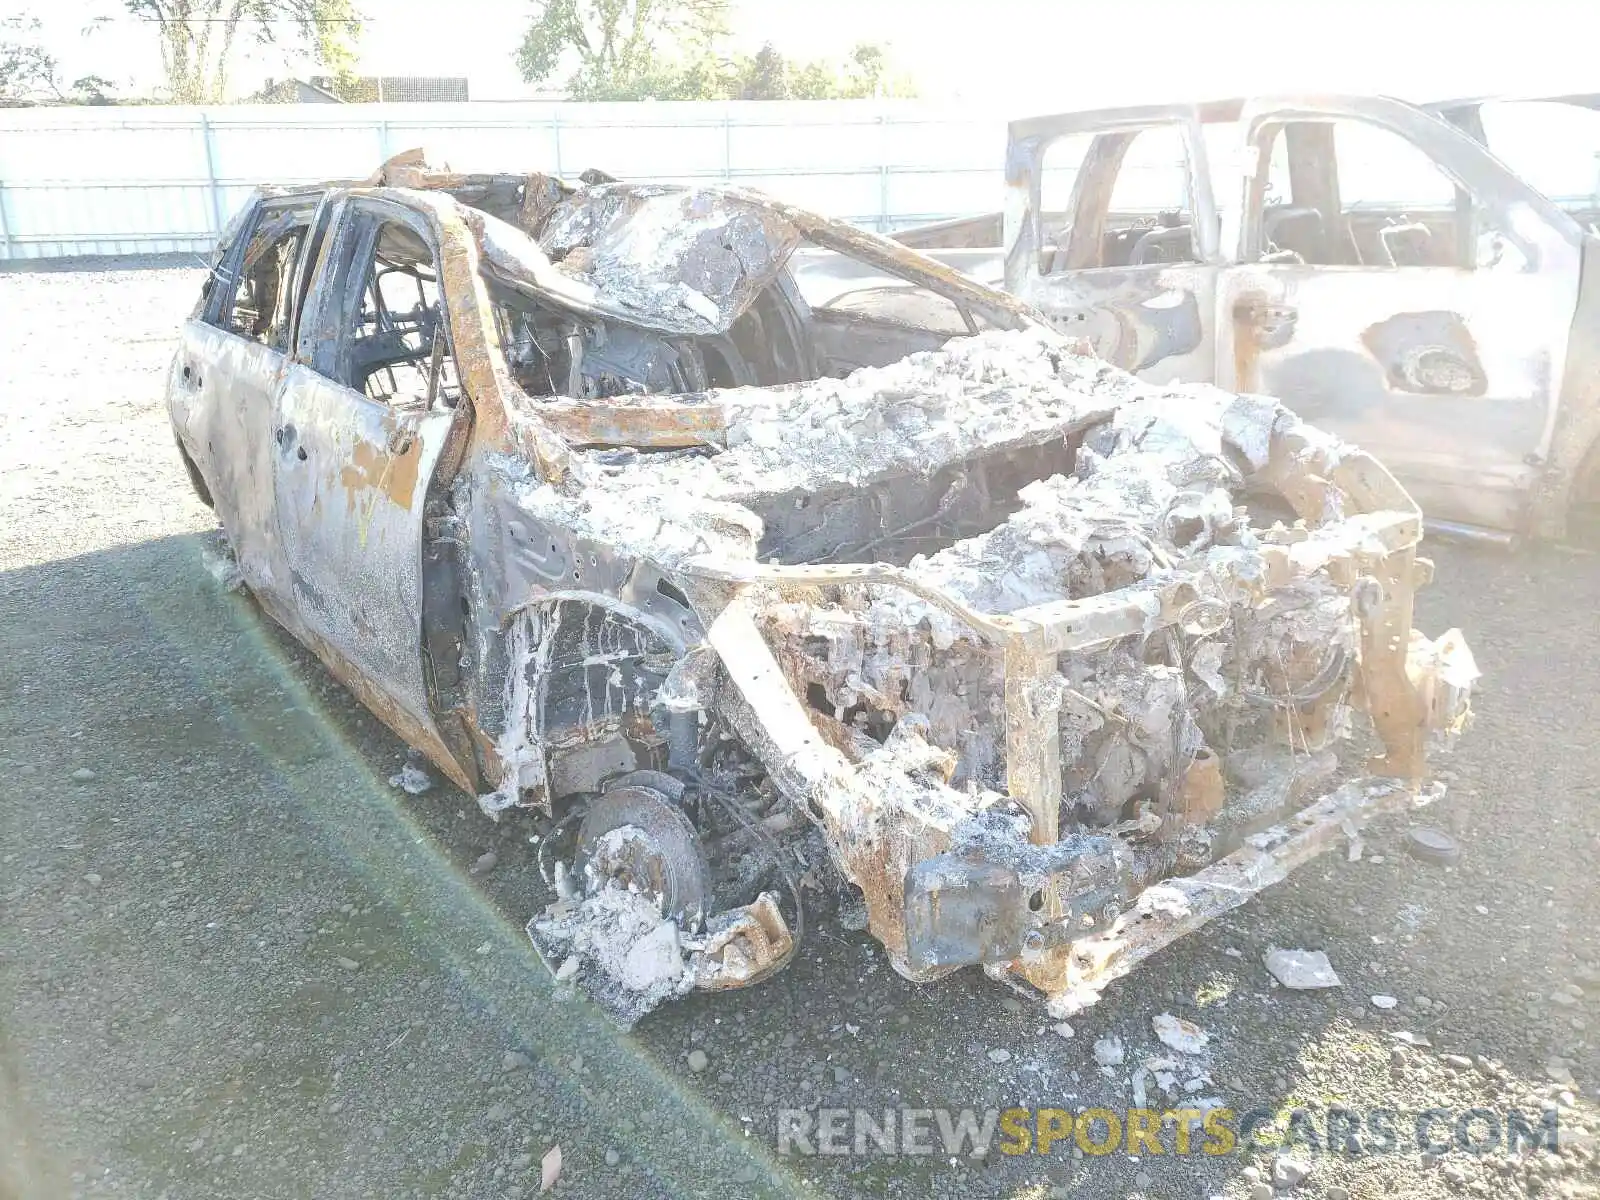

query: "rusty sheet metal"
xmin=740 ymin=188 xmax=1041 ymax=334
xmin=685 ymin=390 xmax=1459 ymax=993
xmin=356 ymin=188 xmax=570 ymax=481
xmin=169 ymin=320 xmax=291 ymax=602
xmin=691 ymin=891 xmax=795 ymax=990
xmin=273 ymin=365 xmax=456 ymax=738
xmin=704 ymin=592 xmax=972 ymax=982
xmin=1033 ymin=779 xmax=1431 ymax=1013
xmin=1003 ymin=643 xmax=1063 ymax=846
xmin=527 ymin=395 xmax=726 ymax=448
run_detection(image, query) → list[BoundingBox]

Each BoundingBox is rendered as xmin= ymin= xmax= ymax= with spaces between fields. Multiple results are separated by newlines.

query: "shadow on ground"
xmin=2 ymin=534 xmax=1596 ymax=1199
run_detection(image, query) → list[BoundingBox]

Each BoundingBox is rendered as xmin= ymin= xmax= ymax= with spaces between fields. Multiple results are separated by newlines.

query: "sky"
xmin=11 ymin=0 xmax=1600 ymax=109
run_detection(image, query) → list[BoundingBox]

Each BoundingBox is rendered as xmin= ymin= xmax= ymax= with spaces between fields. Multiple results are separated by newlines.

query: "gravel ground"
xmin=3 ymin=260 xmax=1600 ymax=1200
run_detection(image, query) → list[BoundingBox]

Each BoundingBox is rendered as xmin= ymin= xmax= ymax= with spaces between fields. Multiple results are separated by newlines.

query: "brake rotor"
xmin=574 ymin=784 xmax=711 ymax=925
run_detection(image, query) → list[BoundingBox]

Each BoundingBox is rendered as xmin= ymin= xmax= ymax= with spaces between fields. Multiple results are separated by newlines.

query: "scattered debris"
xmin=987 ymin=1048 xmax=1012 ymax=1064
xmin=1264 ymin=949 xmax=1342 ymax=990
xmin=552 ymin=861 xmax=581 ymax=903
xmin=388 ymin=761 xmax=433 ymax=796
xmin=1273 ymin=1152 xmax=1312 ymax=1188
xmin=540 ymin=1144 xmax=562 ymax=1192
xmin=1371 ymin=994 xmax=1400 ymax=1009
xmin=686 ymin=1049 xmax=709 ymax=1073
xmin=1391 ymin=1031 xmax=1433 ymax=1047
xmin=531 ymin=885 xmax=695 ymax=1025
xmin=1342 ymin=818 xmax=1364 ymax=862
xmin=1093 ymin=1035 xmax=1125 ymax=1069
xmin=70 ymin=767 xmax=95 ymax=782
xmin=1546 ymin=1058 xmax=1576 ymax=1085
xmin=200 ymin=540 xmax=244 ymax=592
xmin=470 ymin=849 xmax=499 ymax=875
xmin=1395 ymin=903 xmax=1429 ymax=932
xmin=1151 ymin=1013 xmax=1209 ymax=1055
xmin=1405 ymin=826 xmax=1462 ymax=864
xmin=1052 ymin=1021 xmax=1075 ymax=1039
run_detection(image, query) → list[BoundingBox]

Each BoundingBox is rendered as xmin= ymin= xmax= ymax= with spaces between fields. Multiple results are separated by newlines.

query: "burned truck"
xmin=168 ymin=152 xmax=1476 ymax=1023
xmin=887 ymin=94 xmax=1600 ymax=542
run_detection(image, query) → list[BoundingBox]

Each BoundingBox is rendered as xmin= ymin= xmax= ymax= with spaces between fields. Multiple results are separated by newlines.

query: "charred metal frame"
xmin=172 ymin=155 xmax=1476 ymax=1014
xmin=670 ymin=429 xmax=1451 ymax=1006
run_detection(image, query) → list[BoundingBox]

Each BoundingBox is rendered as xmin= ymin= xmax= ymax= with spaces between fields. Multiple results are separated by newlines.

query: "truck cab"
xmin=901 ymin=95 xmax=1600 ymax=538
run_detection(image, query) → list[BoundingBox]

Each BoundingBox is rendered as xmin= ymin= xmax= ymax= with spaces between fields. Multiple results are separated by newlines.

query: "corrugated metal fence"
xmin=0 ymin=100 xmax=1020 ymax=260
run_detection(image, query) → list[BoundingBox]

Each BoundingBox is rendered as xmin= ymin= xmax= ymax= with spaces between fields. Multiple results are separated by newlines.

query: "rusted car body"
xmin=893 ymin=94 xmax=1600 ymax=542
xmin=169 ymin=152 xmax=1475 ymax=1023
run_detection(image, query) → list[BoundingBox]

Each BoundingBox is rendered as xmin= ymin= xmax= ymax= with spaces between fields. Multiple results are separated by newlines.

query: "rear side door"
xmin=1215 ymin=97 xmax=1585 ymax=530
xmin=272 ymin=196 xmax=466 ymax=736
xmin=169 ymin=194 xmax=324 ymax=603
xmin=1002 ymin=105 xmax=1222 ymax=381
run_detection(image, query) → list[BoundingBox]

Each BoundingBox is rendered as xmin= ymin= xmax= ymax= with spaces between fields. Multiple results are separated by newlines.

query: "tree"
xmin=842 ymin=42 xmax=885 ymax=97
xmin=733 ymin=42 xmax=787 ymax=100
xmin=515 ymin=0 xmax=728 ymax=100
xmin=122 ymin=0 xmax=361 ymax=104
xmin=514 ymin=1 xmax=915 ymax=103
xmin=728 ymin=41 xmax=913 ymax=102
xmin=1 ymin=17 xmax=116 ymax=104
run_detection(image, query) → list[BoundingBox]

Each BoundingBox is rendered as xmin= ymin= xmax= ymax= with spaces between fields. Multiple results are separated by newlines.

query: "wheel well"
xmin=173 ymin=434 xmax=213 ymax=508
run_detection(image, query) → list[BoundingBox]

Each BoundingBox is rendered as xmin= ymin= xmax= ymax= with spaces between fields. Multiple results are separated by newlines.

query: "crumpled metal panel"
xmin=170 ymin=319 xmax=290 ymax=603
xmin=273 ymin=363 xmax=456 ymax=734
xmin=536 ymin=183 xmax=802 ymax=336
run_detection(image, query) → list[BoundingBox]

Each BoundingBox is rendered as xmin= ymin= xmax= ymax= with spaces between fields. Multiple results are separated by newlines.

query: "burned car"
xmin=168 ymin=151 xmax=1476 ymax=1024
xmin=889 ymin=94 xmax=1600 ymax=542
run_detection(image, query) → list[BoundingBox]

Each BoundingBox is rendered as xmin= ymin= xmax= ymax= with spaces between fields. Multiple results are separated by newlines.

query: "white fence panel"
xmin=0 ymin=100 xmax=1017 ymax=261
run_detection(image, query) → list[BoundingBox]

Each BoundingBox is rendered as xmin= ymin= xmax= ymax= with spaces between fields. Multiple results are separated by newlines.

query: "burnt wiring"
xmin=1238 ymin=643 xmax=1351 ymax=708
xmin=679 ymin=764 xmax=806 ymax=964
